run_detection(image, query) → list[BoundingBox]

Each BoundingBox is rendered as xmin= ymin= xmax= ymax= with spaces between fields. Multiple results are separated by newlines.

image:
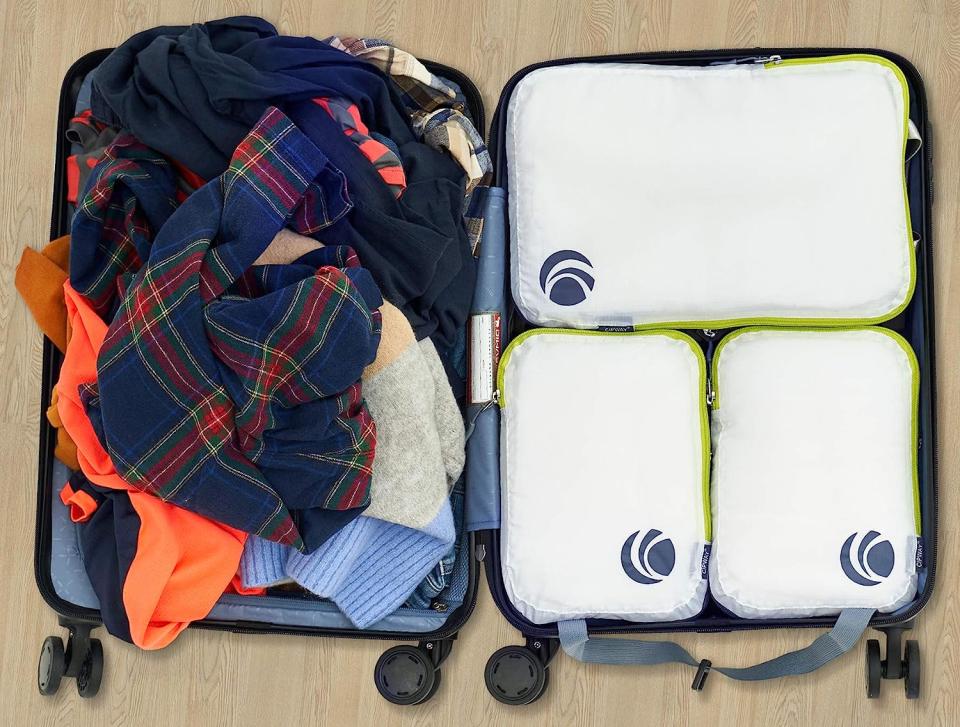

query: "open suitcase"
xmin=469 ymin=48 xmax=938 ymax=703
xmin=33 ymin=44 xmax=485 ymax=705
xmin=32 ymin=36 xmax=937 ymax=707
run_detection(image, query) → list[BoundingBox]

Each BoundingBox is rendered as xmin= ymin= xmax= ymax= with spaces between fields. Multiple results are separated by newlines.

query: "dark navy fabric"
xmin=69 ymin=136 xmax=179 ymax=320
xmin=285 ymin=100 xmax=473 ymax=347
xmin=90 ymin=17 xmax=413 ymax=179
xmin=68 ymin=473 xmax=137 ymax=644
xmin=90 ymin=17 xmax=475 ymax=347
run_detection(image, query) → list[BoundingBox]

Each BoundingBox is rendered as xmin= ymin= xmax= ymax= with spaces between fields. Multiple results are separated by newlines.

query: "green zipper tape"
xmin=498 ymin=328 xmax=712 ymax=540
xmin=710 ymin=326 xmax=921 ymax=535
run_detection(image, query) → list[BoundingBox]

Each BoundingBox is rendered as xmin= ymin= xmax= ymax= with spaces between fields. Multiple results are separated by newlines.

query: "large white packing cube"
xmin=498 ymin=330 xmax=710 ymax=624
xmin=709 ymin=328 xmax=920 ymax=619
xmin=506 ymin=56 xmax=915 ymax=329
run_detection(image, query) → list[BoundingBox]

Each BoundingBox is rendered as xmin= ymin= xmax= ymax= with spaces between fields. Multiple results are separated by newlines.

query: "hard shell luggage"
xmin=33 ymin=44 xmax=486 ymax=705
xmin=468 ymin=48 xmax=937 ymax=703
xmin=31 ymin=36 xmax=939 ymax=707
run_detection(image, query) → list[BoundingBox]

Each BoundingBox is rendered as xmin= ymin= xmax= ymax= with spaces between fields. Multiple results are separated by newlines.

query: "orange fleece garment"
xmin=15 ymin=235 xmax=80 ymax=469
xmin=57 ymin=281 xmax=246 ymax=649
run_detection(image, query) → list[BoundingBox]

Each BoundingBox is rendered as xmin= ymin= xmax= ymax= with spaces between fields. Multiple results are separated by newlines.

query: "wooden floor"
xmin=2 ymin=0 xmax=958 ymax=724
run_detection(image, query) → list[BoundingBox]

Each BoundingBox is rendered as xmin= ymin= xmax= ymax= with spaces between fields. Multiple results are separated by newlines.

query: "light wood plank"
xmin=2 ymin=0 xmax=958 ymax=724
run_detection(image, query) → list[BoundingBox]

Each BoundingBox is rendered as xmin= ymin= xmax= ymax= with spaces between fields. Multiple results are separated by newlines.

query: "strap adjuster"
xmin=691 ymin=659 xmax=712 ymax=691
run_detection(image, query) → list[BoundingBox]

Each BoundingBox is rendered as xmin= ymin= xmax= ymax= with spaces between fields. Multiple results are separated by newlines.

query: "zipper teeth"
xmin=484 ymin=46 xmax=940 ymax=637
xmin=33 ymin=51 xmax=483 ymax=641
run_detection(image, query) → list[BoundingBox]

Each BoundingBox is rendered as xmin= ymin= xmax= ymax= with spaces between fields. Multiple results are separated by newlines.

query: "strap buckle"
xmin=691 ymin=659 xmax=712 ymax=691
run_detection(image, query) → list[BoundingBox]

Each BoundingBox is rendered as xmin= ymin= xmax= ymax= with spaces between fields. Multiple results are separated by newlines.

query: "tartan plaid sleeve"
xmin=70 ymin=134 xmax=180 ymax=317
xmin=88 ymin=107 xmax=382 ymax=553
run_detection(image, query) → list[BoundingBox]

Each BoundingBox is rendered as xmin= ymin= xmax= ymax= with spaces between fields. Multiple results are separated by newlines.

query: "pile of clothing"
xmin=16 ymin=16 xmax=491 ymax=649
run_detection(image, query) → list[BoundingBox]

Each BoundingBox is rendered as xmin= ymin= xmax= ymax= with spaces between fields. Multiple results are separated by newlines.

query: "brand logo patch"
xmin=621 ymin=529 xmax=675 ymax=584
xmin=539 ymin=250 xmax=595 ymax=306
xmin=700 ymin=543 xmax=711 ymax=579
xmin=840 ymin=530 xmax=895 ymax=586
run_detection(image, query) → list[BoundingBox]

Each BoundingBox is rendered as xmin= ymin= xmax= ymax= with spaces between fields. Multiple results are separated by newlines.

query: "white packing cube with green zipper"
xmin=506 ymin=56 xmax=916 ymax=329
xmin=497 ymin=330 xmax=711 ymax=624
xmin=708 ymin=327 xmax=920 ymax=619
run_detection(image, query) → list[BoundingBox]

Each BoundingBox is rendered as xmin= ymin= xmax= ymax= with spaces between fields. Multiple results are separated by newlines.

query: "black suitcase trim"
xmin=33 ymin=48 xmax=486 ymax=646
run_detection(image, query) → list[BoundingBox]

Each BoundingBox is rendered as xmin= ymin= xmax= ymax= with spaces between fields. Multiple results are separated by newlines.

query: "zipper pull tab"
xmin=706 ymin=378 xmax=716 ymax=407
xmin=710 ymin=54 xmax=783 ymax=66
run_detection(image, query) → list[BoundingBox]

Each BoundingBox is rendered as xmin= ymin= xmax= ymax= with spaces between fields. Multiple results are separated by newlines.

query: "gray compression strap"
xmin=712 ymin=608 xmax=874 ymax=680
xmin=557 ymin=608 xmax=874 ymax=681
xmin=557 ymin=619 xmax=700 ymax=667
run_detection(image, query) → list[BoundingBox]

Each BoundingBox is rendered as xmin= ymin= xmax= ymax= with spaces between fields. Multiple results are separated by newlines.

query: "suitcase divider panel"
xmin=464 ymin=187 xmax=507 ymax=532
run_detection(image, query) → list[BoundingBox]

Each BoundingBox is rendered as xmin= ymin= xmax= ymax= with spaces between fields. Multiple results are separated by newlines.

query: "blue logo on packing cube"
xmin=840 ymin=530 xmax=895 ymax=586
xmin=621 ymin=529 xmax=675 ymax=584
xmin=539 ymin=250 xmax=595 ymax=306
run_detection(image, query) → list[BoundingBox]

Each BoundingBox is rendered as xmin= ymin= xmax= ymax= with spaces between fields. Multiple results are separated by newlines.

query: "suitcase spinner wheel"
xmin=484 ymin=639 xmax=558 ymax=705
xmin=374 ymin=639 xmax=454 ymax=705
xmin=904 ymin=640 xmax=921 ymax=699
xmin=76 ymin=639 xmax=104 ymax=699
xmin=864 ymin=624 xmax=921 ymax=699
xmin=38 ymin=618 xmax=104 ymax=698
xmin=865 ymin=639 xmax=882 ymax=698
xmin=37 ymin=636 xmax=65 ymax=696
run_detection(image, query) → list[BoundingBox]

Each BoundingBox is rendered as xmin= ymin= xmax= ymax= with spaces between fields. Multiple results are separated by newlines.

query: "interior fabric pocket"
xmin=506 ymin=56 xmax=914 ymax=328
xmin=709 ymin=327 xmax=920 ymax=619
xmin=498 ymin=330 xmax=710 ymax=623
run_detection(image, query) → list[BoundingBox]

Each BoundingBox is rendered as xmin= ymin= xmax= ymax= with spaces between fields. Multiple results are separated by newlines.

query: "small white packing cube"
xmin=498 ymin=330 xmax=711 ymax=624
xmin=709 ymin=327 xmax=920 ymax=619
